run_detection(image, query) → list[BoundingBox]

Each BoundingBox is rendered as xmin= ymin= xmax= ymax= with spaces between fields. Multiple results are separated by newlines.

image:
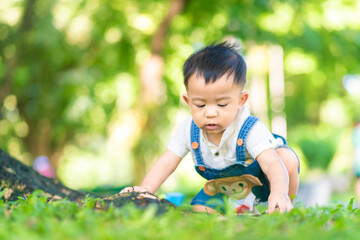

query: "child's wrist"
xmin=270 ymin=187 xmax=287 ymax=195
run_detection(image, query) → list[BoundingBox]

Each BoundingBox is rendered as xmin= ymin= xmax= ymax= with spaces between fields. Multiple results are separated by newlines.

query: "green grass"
xmin=1 ymin=190 xmax=360 ymax=240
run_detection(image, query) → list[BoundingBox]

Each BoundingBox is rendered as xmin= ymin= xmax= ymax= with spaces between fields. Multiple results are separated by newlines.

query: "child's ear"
xmin=182 ymin=94 xmax=190 ymax=106
xmin=204 ymin=180 xmax=219 ymax=196
xmin=242 ymin=174 xmax=262 ymax=187
xmin=238 ymin=91 xmax=249 ymax=109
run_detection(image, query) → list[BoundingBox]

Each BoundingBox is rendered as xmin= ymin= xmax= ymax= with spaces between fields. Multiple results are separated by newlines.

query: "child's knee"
xmin=275 ymin=148 xmax=299 ymax=175
xmin=193 ymin=204 xmax=217 ymax=213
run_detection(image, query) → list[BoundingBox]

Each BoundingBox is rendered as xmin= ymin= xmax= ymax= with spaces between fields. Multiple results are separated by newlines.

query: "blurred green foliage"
xmin=1 ymin=0 xmax=360 ymax=187
xmin=293 ymin=125 xmax=338 ymax=170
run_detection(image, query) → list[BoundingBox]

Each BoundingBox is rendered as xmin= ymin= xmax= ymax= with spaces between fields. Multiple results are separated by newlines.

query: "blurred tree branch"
xmin=133 ymin=0 xmax=188 ymax=184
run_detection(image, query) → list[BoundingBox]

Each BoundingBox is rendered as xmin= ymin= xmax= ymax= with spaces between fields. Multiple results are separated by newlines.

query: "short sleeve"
xmin=245 ymin=121 xmax=282 ymax=159
xmin=166 ymin=117 xmax=192 ymax=158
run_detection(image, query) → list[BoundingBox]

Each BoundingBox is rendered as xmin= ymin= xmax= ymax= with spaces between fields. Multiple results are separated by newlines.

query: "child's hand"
xmin=266 ymin=192 xmax=293 ymax=214
xmin=119 ymin=186 xmax=149 ymax=194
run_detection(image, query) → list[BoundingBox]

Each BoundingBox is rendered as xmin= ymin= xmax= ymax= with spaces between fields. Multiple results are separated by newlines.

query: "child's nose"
xmin=205 ymin=107 xmax=217 ymax=117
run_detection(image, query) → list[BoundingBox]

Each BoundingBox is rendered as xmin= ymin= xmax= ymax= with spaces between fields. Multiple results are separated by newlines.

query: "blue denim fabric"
xmin=190 ymin=115 xmax=298 ymax=210
xmin=192 ymin=189 xmax=226 ymax=212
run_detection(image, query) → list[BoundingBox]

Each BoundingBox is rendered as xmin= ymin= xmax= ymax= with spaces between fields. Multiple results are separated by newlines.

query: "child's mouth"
xmin=206 ymin=124 xmax=218 ymax=130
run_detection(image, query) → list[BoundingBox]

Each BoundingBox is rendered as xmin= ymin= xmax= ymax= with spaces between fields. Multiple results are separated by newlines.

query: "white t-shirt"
xmin=167 ymin=107 xmax=283 ymax=169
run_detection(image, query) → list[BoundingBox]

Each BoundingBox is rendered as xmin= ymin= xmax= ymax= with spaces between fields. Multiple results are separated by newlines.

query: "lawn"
xmin=1 ymin=190 xmax=360 ymax=240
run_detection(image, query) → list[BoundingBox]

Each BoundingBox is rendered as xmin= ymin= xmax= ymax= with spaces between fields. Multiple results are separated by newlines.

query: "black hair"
xmin=183 ymin=41 xmax=247 ymax=88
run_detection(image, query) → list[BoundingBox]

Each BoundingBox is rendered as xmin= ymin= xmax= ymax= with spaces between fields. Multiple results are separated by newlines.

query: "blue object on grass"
xmin=165 ymin=192 xmax=184 ymax=206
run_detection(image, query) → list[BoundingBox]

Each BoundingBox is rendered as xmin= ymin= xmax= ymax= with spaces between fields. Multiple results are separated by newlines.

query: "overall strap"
xmin=190 ymin=120 xmax=205 ymax=166
xmin=236 ymin=115 xmax=259 ymax=163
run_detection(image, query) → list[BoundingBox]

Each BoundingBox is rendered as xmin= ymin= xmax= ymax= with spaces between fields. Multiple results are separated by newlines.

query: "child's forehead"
xmin=185 ymin=77 xmax=244 ymax=97
xmin=187 ymin=71 xmax=240 ymax=87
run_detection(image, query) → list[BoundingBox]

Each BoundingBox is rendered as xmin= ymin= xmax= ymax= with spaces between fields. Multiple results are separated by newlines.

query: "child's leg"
xmin=191 ymin=189 xmax=224 ymax=213
xmin=275 ymin=147 xmax=299 ymax=202
xmin=193 ymin=204 xmax=217 ymax=213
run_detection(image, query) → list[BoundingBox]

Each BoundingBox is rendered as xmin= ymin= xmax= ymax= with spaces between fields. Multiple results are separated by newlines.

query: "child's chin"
xmin=204 ymin=128 xmax=225 ymax=134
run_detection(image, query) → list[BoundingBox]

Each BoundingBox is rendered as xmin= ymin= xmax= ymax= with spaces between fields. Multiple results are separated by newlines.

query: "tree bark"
xmin=0 ymin=149 xmax=175 ymax=213
xmin=0 ymin=148 xmax=86 ymax=202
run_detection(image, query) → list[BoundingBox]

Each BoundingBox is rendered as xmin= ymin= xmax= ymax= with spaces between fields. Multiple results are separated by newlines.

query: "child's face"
xmin=183 ymin=73 xmax=248 ymax=141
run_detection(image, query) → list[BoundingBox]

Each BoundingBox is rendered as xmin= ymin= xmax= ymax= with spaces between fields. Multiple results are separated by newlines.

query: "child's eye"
xmin=221 ymin=186 xmax=227 ymax=191
xmin=218 ymin=104 xmax=228 ymax=107
xmin=195 ymin=104 xmax=205 ymax=108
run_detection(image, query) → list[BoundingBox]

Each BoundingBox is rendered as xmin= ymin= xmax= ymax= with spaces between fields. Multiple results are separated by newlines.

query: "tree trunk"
xmin=0 ymin=149 xmax=174 ymax=214
xmin=0 ymin=149 xmax=86 ymax=202
xmin=0 ymin=0 xmax=36 ymax=107
xmin=2 ymin=0 xmax=73 ymax=171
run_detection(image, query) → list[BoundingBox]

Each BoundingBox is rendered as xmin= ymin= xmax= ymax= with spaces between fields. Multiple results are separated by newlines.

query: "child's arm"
xmin=120 ymin=149 xmax=182 ymax=194
xmin=256 ymin=148 xmax=293 ymax=214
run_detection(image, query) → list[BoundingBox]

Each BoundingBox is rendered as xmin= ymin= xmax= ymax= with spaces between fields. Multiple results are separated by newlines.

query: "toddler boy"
xmin=121 ymin=41 xmax=299 ymax=214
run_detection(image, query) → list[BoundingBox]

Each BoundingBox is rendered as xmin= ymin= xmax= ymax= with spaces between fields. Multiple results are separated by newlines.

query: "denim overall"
xmin=190 ymin=115 xmax=287 ymax=211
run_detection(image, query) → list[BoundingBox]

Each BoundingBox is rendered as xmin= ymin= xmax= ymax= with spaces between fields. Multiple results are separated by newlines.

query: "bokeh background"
xmin=1 ymin=0 xmax=360 ymax=205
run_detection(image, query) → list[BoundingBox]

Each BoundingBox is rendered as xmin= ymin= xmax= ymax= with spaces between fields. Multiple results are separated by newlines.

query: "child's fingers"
xmin=120 ymin=186 xmax=149 ymax=193
xmin=286 ymin=201 xmax=294 ymax=212
xmin=267 ymin=200 xmax=292 ymax=214
xmin=119 ymin=187 xmax=134 ymax=193
xmin=278 ymin=200 xmax=287 ymax=213
xmin=279 ymin=203 xmax=287 ymax=213
xmin=278 ymin=200 xmax=293 ymax=213
xmin=266 ymin=201 xmax=277 ymax=214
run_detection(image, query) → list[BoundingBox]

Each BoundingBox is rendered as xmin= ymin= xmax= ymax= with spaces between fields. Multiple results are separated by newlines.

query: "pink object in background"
xmin=33 ymin=155 xmax=56 ymax=178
